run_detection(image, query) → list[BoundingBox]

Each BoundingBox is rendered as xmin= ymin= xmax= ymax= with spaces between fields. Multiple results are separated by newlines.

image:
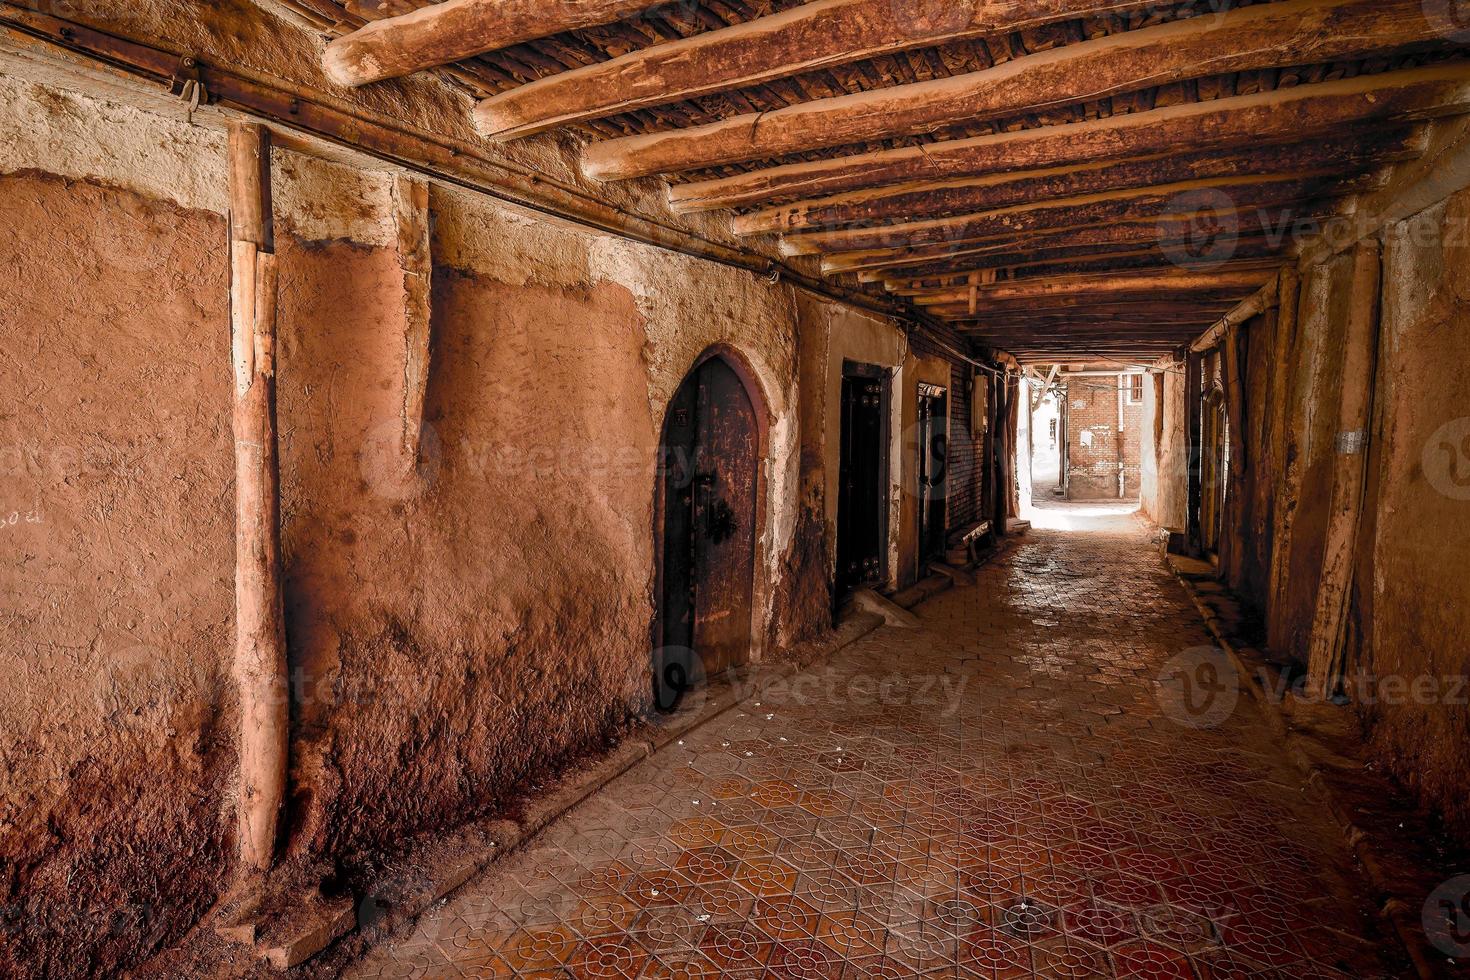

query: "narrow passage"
xmin=352 ymin=504 xmax=1397 ymax=979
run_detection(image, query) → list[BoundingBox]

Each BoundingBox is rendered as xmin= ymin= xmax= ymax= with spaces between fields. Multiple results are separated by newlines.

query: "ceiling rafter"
xmin=578 ymin=0 xmax=1455 ymax=181
xmin=275 ymin=0 xmax=1470 ymax=361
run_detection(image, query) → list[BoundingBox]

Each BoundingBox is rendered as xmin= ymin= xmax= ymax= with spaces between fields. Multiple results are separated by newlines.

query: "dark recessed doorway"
xmin=917 ymin=382 xmax=949 ymax=566
xmin=835 ymin=362 xmax=889 ymax=608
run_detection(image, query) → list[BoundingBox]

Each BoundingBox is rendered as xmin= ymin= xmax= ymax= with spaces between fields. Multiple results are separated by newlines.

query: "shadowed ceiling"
xmin=274 ymin=0 xmax=1470 ymax=362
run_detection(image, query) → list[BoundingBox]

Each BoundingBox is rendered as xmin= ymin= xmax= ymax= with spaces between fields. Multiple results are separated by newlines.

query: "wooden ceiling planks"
xmin=284 ymin=0 xmax=1470 ymax=360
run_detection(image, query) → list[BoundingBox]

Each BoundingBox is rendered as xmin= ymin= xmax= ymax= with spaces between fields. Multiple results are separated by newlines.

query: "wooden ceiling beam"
xmin=869 ymin=239 xmax=1285 ymax=284
xmin=783 ymin=175 xmax=1369 ymax=257
xmin=960 ymin=326 xmax=1227 ymax=335
xmin=323 ymin=0 xmax=659 ymax=88
xmin=963 ymin=328 xmax=1221 ymax=338
xmin=1001 ymin=342 xmax=1190 ymax=348
xmin=939 ymin=325 xmax=1222 ymax=337
xmin=930 ymin=294 xmax=1248 ymax=310
xmin=820 ymin=208 xmax=1338 ymax=276
xmin=885 ymin=258 xmax=1281 ymax=296
xmin=923 ymin=293 xmax=1250 ymax=313
xmin=733 ymin=132 xmax=1422 ymax=235
xmin=955 ymin=310 xmax=1224 ymax=322
xmin=946 ymin=300 xmax=1239 ymax=315
xmin=585 ymin=0 xmax=1451 ymax=180
xmin=1000 ymin=346 xmax=1192 ymax=356
xmin=668 ymin=65 xmax=1470 ymax=213
xmin=473 ymin=0 xmax=1173 ymax=139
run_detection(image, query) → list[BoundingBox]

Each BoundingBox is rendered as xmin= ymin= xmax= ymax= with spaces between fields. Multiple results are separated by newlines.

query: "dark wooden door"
xmin=836 ymin=370 xmax=887 ymax=601
xmin=918 ymin=384 xmax=949 ymax=564
xmin=657 ymin=357 xmax=758 ymax=700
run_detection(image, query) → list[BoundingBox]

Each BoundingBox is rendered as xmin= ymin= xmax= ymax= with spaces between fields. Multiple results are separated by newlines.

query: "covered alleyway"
xmin=7 ymin=1 xmax=1470 ymax=977
xmin=347 ymin=505 xmax=1398 ymax=979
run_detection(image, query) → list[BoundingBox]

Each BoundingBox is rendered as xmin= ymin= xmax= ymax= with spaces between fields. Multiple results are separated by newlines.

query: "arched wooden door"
xmin=655 ymin=356 xmax=759 ymax=704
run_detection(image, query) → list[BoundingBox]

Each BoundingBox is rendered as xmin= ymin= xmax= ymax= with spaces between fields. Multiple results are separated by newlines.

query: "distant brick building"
xmin=1062 ymin=373 xmax=1146 ymax=500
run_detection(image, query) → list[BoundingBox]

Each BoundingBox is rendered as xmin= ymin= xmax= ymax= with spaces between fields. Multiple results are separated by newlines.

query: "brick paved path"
xmin=350 ymin=507 xmax=1399 ymax=978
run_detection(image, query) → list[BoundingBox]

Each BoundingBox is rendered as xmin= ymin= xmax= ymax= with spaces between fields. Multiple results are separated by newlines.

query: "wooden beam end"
xmin=321 ymin=37 xmax=376 ymax=89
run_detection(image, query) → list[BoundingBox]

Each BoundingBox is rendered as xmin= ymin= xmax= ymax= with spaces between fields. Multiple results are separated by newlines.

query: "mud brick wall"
xmin=1064 ymin=375 xmax=1145 ymax=500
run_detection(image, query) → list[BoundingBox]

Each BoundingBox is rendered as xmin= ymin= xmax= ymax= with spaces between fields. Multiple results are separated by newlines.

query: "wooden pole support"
xmin=1265 ymin=266 xmax=1302 ymax=650
xmin=1185 ymin=351 xmax=1204 ymax=556
xmin=393 ymin=174 xmax=433 ymax=460
xmin=1305 ymin=240 xmax=1382 ymax=696
xmin=229 ymin=121 xmax=287 ymax=873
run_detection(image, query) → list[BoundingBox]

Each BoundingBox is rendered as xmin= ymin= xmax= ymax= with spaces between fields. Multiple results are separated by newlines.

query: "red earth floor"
xmin=347 ymin=505 xmax=1401 ymax=978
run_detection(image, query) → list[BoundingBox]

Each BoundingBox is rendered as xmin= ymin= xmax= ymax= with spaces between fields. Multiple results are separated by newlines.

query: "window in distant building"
xmin=1125 ymin=373 xmax=1145 ymax=405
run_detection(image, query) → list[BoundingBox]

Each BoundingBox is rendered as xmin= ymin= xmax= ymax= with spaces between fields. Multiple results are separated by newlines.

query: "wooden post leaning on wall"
xmin=393 ymin=174 xmax=433 ymax=459
xmin=992 ymin=373 xmax=1011 ymax=534
xmin=229 ymin=121 xmax=288 ymax=873
xmin=1265 ymin=267 xmax=1302 ymax=651
xmin=1305 ymin=240 xmax=1382 ymax=697
xmin=1184 ymin=350 xmax=1204 ymax=556
xmin=980 ymin=371 xmax=998 ymax=530
xmin=1216 ymin=322 xmax=1247 ymax=585
xmin=1005 ymin=373 xmax=1021 ymax=520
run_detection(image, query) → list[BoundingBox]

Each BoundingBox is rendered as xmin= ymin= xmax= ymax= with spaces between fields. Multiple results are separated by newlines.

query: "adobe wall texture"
xmin=1228 ymin=310 xmax=1280 ymax=611
xmin=1360 ymin=191 xmax=1470 ymax=844
xmin=1063 ymin=374 xmax=1144 ymax=501
xmin=1207 ymin=190 xmax=1470 ymax=848
xmin=1140 ymin=361 xmax=1188 ymax=529
xmin=1272 ymin=255 xmax=1355 ymax=662
xmin=0 ymin=169 xmax=236 ymax=980
xmin=0 ymin=5 xmax=1004 ymax=963
xmin=0 ymin=58 xmax=907 ymax=976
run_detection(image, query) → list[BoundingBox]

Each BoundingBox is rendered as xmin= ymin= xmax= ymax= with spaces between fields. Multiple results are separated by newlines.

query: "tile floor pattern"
xmin=350 ymin=506 xmax=1400 ymax=979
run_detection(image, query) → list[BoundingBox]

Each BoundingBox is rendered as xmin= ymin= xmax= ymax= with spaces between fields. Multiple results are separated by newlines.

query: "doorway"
xmin=917 ymin=382 xmax=949 ymax=565
xmin=835 ymin=362 xmax=889 ymax=606
xmin=1030 ymin=382 xmax=1063 ymax=501
xmin=654 ymin=355 xmax=760 ymax=710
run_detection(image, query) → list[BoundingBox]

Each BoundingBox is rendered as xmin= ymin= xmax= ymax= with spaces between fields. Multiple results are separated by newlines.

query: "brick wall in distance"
xmin=1064 ymin=374 xmax=1145 ymax=500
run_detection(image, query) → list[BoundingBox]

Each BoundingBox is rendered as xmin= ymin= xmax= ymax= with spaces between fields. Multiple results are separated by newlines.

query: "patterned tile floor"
xmin=349 ymin=504 xmax=1401 ymax=978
